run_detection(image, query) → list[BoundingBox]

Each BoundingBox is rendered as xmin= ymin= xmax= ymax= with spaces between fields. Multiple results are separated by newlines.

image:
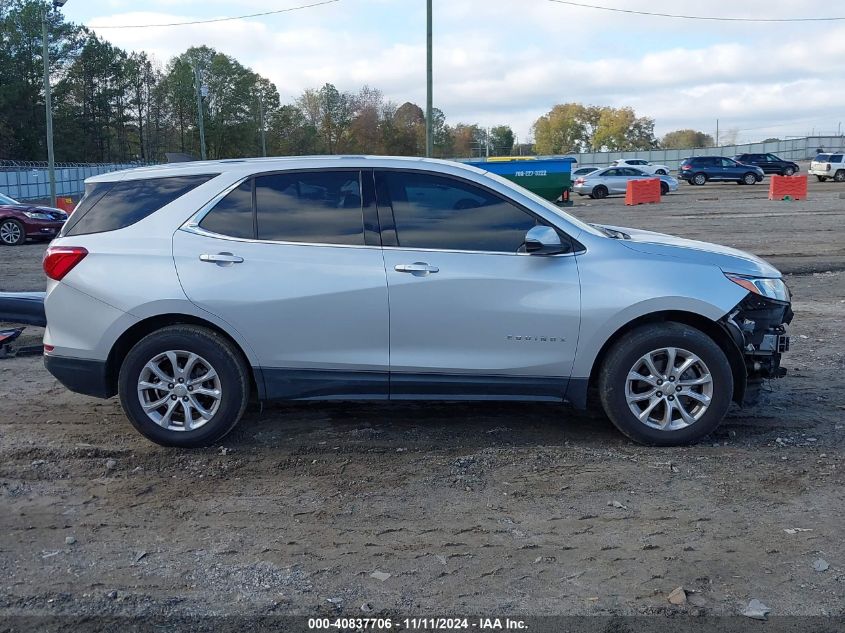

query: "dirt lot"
xmin=1 ymin=177 xmax=844 ymax=620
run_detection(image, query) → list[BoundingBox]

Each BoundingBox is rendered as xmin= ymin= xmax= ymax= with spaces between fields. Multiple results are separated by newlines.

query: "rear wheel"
xmin=0 ymin=219 xmax=25 ymax=246
xmin=118 ymin=325 xmax=250 ymax=447
xmin=660 ymin=181 xmax=670 ymax=196
xmin=742 ymin=172 xmax=758 ymax=185
xmin=598 ymin=322 xmax=733 ymax=446
xmin=592 ymin=185 xmax=609 ymax=199
xmin=834 ymin=170 xmax=845 ymax=183
xmin=817 ymin=175 xmax=828 ymax=182
xmin=692 ymin=173 xmax=707 ymax=186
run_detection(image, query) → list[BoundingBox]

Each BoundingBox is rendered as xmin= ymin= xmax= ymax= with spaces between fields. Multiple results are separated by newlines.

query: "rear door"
xmin=173 ymin=169 xmax=390 ymax=399
xmin=375 ymin=169 xmax=581 ymax=400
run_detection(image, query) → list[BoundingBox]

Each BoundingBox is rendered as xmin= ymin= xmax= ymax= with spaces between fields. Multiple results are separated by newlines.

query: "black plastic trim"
xmin=44 ymin=355 xmax=114 ymax=398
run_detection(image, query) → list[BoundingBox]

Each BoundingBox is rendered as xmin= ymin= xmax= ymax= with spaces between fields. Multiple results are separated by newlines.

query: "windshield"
xmin=0 ymin=192 xmax=19 ymax=205
xmin=481 ymin=170 xmax=604 ymax=237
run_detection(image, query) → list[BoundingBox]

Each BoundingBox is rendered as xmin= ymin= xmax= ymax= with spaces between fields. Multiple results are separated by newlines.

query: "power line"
xmin=91 ymin=0 xmax=341 ymax=29
xmin=545 ymin=0 xmax=845 ymax=22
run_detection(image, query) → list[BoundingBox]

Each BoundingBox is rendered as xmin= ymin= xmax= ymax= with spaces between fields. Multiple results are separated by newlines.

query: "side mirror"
xmin=524 ymin=226 xmax=567 ymax=255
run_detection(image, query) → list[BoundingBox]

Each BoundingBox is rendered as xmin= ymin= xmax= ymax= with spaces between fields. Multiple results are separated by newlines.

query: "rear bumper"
xmin=44 ymin=354 xmax=114 ymax=398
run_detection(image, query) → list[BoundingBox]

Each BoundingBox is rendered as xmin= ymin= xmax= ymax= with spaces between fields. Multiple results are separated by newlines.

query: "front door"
xmin=375 ymin=169 xmax=581 ymax=401
xmin=173 ymin=169 xmax=390 ymax=399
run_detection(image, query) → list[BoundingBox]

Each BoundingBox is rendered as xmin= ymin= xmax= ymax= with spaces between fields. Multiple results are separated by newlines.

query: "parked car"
xmin=611 ymin=158 xmax=671 ymax=175
xmin=808 ymin=153 xmax=845 ymax=182
xmin=572 ymin=166 xmax=678 ymax=198
xmin=0 ymin=192 xmax=68 ymax=246
xmin=572 ymin=166 xmax=600 ymax=178
xmin=734 ymin=153 xmax=799 ymax=176
xmin=43 ymin=156 xmax=791 ymax=448
xmin=678 ymin=157 xmax=764 ymax=186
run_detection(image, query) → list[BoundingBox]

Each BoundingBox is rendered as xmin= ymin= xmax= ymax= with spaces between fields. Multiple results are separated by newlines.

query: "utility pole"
xmin=257 ymin=92 xmax=267 ymax=157
xmin=425 ymin=0 xmax=433 ymax=157
xmin=715 ymin=119 xmax=719 ymax=147
xmin=193 ymin=64 xmax=207 ymax=160
xmin=42 ymin=8 xmax=56 ymax=206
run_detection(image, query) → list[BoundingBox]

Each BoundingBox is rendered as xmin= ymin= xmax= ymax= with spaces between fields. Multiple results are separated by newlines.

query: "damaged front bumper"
xmin=721 ymin=293 xmax=793 ymax=404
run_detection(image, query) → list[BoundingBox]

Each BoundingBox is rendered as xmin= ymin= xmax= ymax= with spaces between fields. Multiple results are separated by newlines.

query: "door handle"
xmin=394 ymin=262 xmax=439 ymax=276
xmin=199 ymin=252 xmax=244 ymax=265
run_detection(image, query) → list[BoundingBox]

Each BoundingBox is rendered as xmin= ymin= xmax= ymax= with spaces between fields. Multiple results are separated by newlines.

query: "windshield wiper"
xmin=591 ymin=224 xmax=630 ymax=240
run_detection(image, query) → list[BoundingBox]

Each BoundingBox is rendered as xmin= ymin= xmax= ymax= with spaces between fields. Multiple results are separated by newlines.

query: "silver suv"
xmin=42 ymin=157 xmax=792 ymax=447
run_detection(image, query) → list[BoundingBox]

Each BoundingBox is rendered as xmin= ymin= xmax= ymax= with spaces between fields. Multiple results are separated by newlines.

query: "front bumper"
xmin=721 ymin=294 xmax=793 ymax=401
xmin=24 ymin=220 xmax=64 ymax=238
xmin=44 ymin=354 xmax=114 ymax=398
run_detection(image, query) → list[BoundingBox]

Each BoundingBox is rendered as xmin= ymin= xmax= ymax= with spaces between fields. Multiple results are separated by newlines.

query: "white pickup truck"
xmin=611 ymin=158 xmax=671 ymax=175
xmin=809 ymin=152 xmax=845 ymax=182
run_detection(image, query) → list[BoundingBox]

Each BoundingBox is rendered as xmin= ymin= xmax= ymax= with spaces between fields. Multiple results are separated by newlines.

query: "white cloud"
xmin=70 ymin=1 xmax=845 ymax=143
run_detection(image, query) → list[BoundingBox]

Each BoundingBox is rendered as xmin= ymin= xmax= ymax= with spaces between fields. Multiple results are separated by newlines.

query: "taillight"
xmin=826 ymin=164 xmax=831 ymax=171
xmin=43 ymin=246 xmax=88 ymax=281
xmin=681 ymin=164 xmax=692 ymax=170
xmin=575 ymin=177 xmax=585 ymax=184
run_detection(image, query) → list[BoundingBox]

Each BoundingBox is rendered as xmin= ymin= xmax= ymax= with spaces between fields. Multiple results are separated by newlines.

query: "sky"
xmin=61 ymin=0 xmax=845 ymax=144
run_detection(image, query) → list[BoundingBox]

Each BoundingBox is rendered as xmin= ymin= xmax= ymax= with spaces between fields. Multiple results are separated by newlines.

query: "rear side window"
xmin=65 ymin=174 xmax=216 ymax=236
xmin=255 ymin=171 xmax=363 ymax=245
xmin=831 ymin=155 xmax=844 ymax=163
xmin=199 ymin=181 xmax=254 ymax=239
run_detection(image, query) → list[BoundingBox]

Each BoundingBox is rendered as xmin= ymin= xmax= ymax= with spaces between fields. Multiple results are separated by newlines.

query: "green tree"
xmin=591 ymin=107 xmax=657 ymax=151
xmin=488 ymin=125 xmax=515 ymax=156
xmin=661 ymin=129 xmax=714 ymax=149
xmin=532 ymin=103 xmax=589 ymax=154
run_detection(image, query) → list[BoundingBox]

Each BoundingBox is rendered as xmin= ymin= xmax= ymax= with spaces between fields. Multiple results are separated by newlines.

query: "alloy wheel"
xmin=625 ymin=346 xmax=713 ymax=431
xmin=137 ymin=350 xmax=222 ymax=431
xmin=0 ymin=220 xmax=22 ymax=245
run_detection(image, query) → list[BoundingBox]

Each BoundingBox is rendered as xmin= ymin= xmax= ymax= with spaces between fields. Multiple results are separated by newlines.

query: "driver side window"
xmin=377 ymin=171 xmax=539 ymax=253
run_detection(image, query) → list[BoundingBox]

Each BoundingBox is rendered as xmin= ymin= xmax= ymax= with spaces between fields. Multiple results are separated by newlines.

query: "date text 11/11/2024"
xmin=307 ymin=617 xmax=528 ymax=630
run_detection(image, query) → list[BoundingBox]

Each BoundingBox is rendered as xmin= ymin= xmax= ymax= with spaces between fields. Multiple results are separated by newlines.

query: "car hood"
xmin=598 ymin=224 xmax=781 ymax=277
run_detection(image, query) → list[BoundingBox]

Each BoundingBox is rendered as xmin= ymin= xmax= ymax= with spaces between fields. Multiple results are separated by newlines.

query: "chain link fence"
xmin=0 ymin=161 xmax=153 ymax=201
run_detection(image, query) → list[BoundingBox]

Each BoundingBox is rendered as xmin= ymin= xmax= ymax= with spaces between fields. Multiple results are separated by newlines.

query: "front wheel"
xmin=743 ymin=173 xmax=758 ymax=185
xmin=598 ymin=322 xmax=733 ymax=446
xmin=118 ymin=325 xmax=250 ymax=447
xmin=660 ymin=181 xmax=670 ymax=196
xmin=0 ymin=219 xmax=25 ymax=246
xmin=655 ymin=169 xmax=667 ymax=175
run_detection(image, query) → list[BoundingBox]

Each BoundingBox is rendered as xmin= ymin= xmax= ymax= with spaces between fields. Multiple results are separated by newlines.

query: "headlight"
xmin=725 ymin=273 xmax=790 ymax=302
xmin=23 ymin=211 xmax=52 ymax=220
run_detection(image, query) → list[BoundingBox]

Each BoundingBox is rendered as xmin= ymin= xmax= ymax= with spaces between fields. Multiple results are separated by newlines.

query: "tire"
xmin=660 ymin=181 xmax=669 ymax=196
xmin=817 ymin=175 xmax=827 ymax=182
xmin=598 ymin=322 xmax=733 ymax=446
xmin=118 ymin=325 xmax=250 ymax=447
xmin=692 ymin=173 xmax=707 ymax=186
xmin=834 ymin=170 xmax=845 ymax=183
xmin=742 ymin=172 xmax=758 ymax=185
xmin=0 ymin=219 xmax=25 ymax=246
xmin=655 ymin=169 xmax=667 ymax=175
xmin=592 ymin=185 xmax=609 ymax=199
xmin=783 ymin=166 xmax=795 ymax=176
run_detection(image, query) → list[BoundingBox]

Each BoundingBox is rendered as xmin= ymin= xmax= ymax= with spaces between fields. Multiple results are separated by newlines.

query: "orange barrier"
xmin=625 ymin=177 xmax=661 ymax=206
xmin=769 ymin=175 xmax=807 ymax=201
xmin=55 ymin=197 xmax=76 ymax=213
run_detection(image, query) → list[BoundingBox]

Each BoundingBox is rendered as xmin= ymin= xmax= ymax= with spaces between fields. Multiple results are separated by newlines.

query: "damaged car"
xmin=41 ymin=157 xmax=791 ymax=447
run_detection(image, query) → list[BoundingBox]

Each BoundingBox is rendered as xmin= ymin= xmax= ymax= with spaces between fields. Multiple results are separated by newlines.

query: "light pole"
xmin=425 ymin=0 xmax=433 ymax=158
xmin=43 ymin=0 xmax=69 ymax=207
xmin=193 ymin=64 xmax=208 ymax=160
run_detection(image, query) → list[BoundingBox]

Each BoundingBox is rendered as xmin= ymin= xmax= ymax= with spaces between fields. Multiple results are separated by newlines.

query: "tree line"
xmin=1 ymin=0 xmax=717 ymax=164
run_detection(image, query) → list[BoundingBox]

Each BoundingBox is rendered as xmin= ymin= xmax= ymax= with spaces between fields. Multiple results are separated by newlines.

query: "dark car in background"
xmin=678 ymin=156 xmax=764 ymax=186
xmin=734 ymin=153 xmax=800 ymax=176
xmin=0 ymin=193 xmax=67 ymax=246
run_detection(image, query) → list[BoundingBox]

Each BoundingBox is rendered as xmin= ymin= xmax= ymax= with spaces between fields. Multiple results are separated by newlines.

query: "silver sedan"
xmin=573 ymin=166 xmax=679 ymax=199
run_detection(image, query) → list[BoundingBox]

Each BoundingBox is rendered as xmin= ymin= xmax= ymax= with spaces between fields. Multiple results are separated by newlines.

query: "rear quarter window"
xmin=831 ymin=155 xmax=844 ymax=163
xmin=64 ymin=174 xmax=217 ymax=236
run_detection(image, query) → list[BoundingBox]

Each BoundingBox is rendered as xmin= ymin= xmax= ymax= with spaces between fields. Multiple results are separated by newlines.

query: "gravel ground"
xmin=0 ymin=177 xmax=843 ymax=621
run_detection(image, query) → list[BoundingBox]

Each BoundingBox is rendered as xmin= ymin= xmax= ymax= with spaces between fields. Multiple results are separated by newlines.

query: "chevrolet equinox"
xmin=42 ymin=157 xmax=792 ymax=447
